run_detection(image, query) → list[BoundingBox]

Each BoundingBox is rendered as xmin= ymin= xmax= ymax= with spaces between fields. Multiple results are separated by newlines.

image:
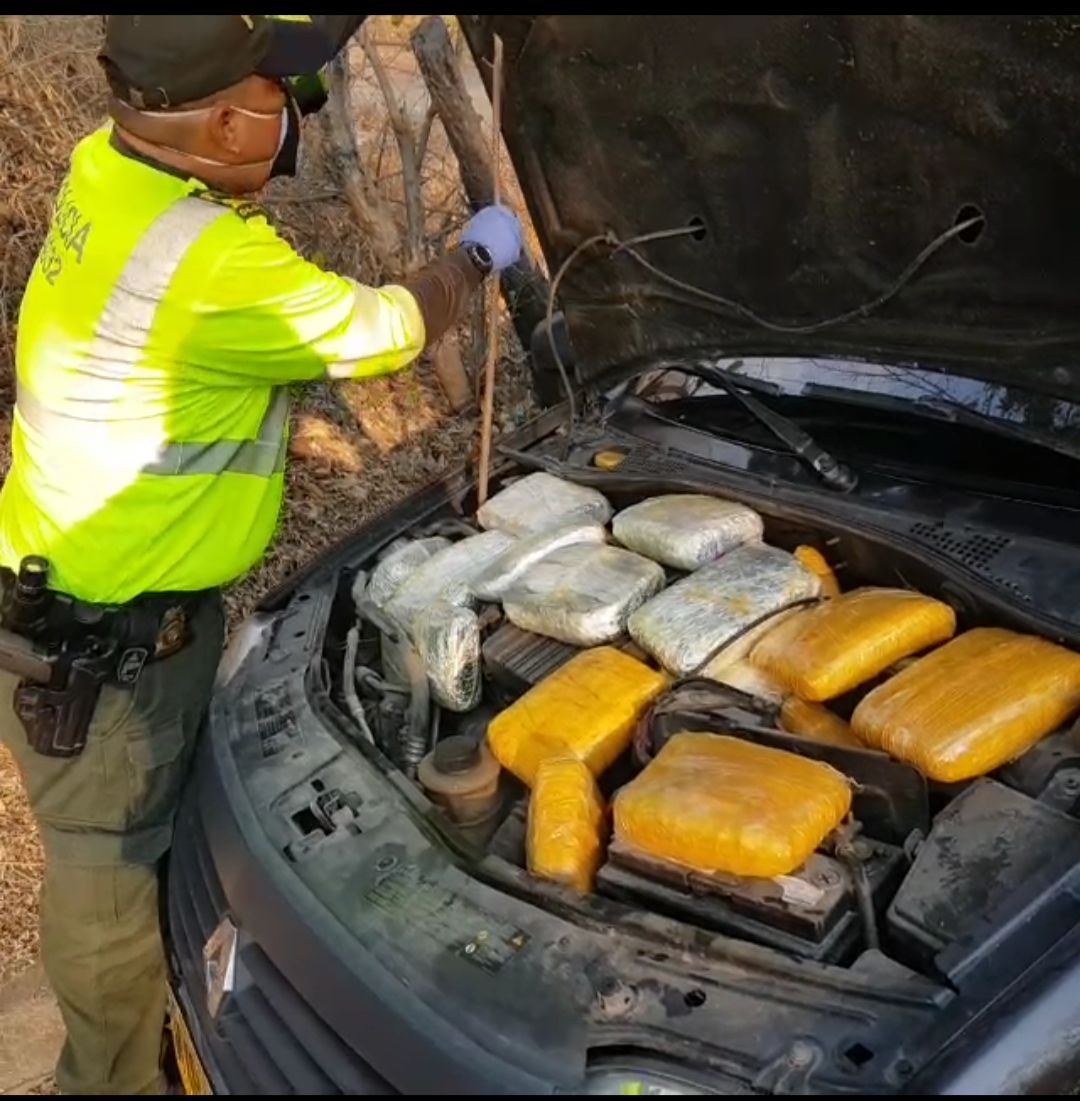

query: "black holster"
xmin=0 ymin=556 xmax=195 ymax=760
xmin=13 ymin=653 xmax=113 ymax=759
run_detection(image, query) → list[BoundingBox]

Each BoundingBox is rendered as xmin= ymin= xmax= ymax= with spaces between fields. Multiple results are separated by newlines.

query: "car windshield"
xmin=667 ymin=355 xmax=1080 ymax=447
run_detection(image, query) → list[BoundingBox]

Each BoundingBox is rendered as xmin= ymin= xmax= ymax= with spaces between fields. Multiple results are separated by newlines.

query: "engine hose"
xmin=429 ymin=703 xmax=442 ymax=755
xmin=342 ymin=627 xmax=375 ymax=745
xmin=841 ymin=850 xmax=880 ymax=953
xmin=355 ymin=665 xmax=408 ymax=697
xmin=396 ymin=636 xmax=431 ymax=776
xmin=414 ymin=517 xmax=478 ymax=540
xmin=351 ymin=568 xmax=431 ymax=775
xmin=357 ymin=597 xmax=401 ymax=643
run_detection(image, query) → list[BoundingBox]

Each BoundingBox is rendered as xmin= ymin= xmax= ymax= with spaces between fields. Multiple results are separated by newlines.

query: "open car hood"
xmin=462 ymin=16 xmax=1080 ymax=403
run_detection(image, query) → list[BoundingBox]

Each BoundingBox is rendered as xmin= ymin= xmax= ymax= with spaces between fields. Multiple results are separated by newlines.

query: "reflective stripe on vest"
xmin=15 ymin=195 xmax=288 ymax=480
xmin=15 ymin=385 xmax=288 ymax=478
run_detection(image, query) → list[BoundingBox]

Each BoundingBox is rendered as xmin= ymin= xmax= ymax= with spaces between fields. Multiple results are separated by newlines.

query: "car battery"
xmin=482 ymin=621 xmax=658 ymax=703
xmin=482 ymin=622 xmax=579 ymax=699
xmin=598 ymin=839 xmax=903 ymax=964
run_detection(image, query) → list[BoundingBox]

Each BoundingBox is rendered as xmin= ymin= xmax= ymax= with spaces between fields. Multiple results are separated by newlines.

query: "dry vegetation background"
xmin=0 ymin=14 xmax=538 ymax=980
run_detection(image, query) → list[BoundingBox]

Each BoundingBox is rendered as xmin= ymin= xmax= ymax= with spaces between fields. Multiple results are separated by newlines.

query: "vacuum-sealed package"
xmin=413 ymin=601 xmax=482 ymax=712
xmin=470 ymin=522 xmax=607 ymax=603
xmin=501 ymin=543 xmax=666 ymax=647
xmin=852 ymin=628 xmax=1080 ymax=782
xmin=613 ymin=732 xmax=852 ymax=878
xmin=385 ymin=530 xmax=515 ymax=634
xmin=527 ymin=756 xmax=607 ymax=892
xmin=612 ymin=494 xmax=763 ymax=570
xmin=628 ymin=543 xmax=821 ymax=676
xmin=476 ymin=472 xmax=613 ymax=538
xmin=367 ymin=536 xmax=451 ymax=610
xmin=750 ymin=588 xmax=957 ymax=701
xmin=488 ymin=646 xmax=669 ymax=785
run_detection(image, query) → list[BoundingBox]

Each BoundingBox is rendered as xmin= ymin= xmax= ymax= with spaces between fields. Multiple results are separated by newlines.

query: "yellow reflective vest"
xmin=0 ymin=125 xmax=425 ymax=604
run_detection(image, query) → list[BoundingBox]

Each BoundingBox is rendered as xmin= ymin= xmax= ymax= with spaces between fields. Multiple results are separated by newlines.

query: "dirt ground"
xmin=0 ymin=11 xmax=535 ymax=1039
xmin=0 ymin=964 xmax=62 ymax=1093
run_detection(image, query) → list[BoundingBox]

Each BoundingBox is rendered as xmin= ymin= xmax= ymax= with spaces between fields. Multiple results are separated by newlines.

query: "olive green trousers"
xmin=0 ymin=595 xmax=223 ymax=1095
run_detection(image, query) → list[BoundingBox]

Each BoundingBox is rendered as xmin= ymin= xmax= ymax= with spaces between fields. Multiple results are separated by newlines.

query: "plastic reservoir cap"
xmin=432 ymin=734 xmax=482 ymax=775
xmin=592 ymin=449 xmax=627 ymax=471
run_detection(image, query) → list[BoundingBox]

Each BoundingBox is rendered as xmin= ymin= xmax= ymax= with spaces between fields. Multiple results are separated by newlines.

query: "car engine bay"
xmin=321 ymin=464 xmax=1080 ymax=993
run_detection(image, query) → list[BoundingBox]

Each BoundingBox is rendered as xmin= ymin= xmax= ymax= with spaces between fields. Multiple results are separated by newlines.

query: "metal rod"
xmin=476 ymin=33 xmax=504 ymax=506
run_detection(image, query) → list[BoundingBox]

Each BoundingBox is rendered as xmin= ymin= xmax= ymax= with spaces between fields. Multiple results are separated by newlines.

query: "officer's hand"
xmin=461 ymin=204 xmax=523 ymax=272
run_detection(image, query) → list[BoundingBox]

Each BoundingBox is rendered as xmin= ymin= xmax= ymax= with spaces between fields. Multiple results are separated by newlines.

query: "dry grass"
xmin=23 ymin=1075 xmax=59 ymax=1094
xmin=0 ymin=16 xmax=103 ymax=400
xmin=0 ymin=747 xmax=41 ymax=981
xmin=0 ymin=14 xmax=101 ymax=980
xmin=0 ymin=14 xmax=537 ymax=978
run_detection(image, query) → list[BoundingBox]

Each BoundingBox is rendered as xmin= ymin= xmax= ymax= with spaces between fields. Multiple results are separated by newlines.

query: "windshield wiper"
xmin=911 ymin=397 xmax=1080 ymax=465
xmin=628 ymin=359 xmax=859 ymax=492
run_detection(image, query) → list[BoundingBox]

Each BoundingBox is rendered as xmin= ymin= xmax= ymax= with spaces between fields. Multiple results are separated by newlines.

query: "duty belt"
xmin=0 ymin=555 xmax=206 ymax=758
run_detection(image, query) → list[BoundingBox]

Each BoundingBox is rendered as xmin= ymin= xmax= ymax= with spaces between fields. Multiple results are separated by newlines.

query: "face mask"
xmin=269 ymin=96 xmax=301 ymax=179
xmin=129 ymin=93 xmax=301 ymax=177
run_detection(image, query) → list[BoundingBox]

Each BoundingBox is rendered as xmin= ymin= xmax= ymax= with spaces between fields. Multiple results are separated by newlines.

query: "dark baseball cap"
xmin=100 ymin=15 xmax=365 ymax=110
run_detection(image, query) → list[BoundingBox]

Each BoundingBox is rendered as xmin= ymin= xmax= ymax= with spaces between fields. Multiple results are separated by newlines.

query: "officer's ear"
xmin=207 ymin=104 xmax=243 ymax=157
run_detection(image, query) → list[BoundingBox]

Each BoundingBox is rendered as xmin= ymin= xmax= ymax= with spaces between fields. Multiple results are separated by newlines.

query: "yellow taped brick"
xmin=751 ymin=588 xmax=956 ymax=701
xmin=852 ymin=628 xmax=1080 ymax=782
xmin=794 ymin=545 xmax=842 ymax=598
xmin=779 ymin=696 xmax=862 ymax=748
xmin=487 ymin=646 xmax=669 ymax=785
xmin=613 ymin=732 xmax=852 ymax=878
xmin=528 ymin=756 xmax=606 ymax=892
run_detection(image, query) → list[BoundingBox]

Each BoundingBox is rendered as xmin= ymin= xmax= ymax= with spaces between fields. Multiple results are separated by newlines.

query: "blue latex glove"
xmin=461 ymin=204 xmax=523 ymax=272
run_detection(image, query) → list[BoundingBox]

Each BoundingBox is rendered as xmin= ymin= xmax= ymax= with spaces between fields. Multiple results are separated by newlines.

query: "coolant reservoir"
xmin=418 ymin=735 xmax=502 ymax=838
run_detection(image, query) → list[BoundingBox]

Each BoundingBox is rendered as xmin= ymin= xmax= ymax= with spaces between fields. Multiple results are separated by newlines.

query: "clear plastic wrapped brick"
xmin=413 ymin=601 xmax=482 ymax=712
xmin=470 ymin=522 xmax=608 ymax=603
xmin=386 ymin=530 xmax=516 ymax=634
xmin=628 ymin=543 xmax=821 ymax=676
xmin=501 ymin=543 xmax=666 ymax=647
xmin=476 ymin=472 xmax=613 ymax=538
xmin=612 ymin=494 xmax=763 ymax=570
xmin=367 ymin=536 xmax=452 ymax=610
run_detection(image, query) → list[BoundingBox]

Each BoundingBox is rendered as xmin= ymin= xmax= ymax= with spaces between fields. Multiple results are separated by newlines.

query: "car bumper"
xmin=165 ymin=755 xmax=397 ymax=1094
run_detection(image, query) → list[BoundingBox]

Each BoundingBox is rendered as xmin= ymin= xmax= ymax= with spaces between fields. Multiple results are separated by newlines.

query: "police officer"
xmin=0 ymin=15 xmax=522 ymax=1094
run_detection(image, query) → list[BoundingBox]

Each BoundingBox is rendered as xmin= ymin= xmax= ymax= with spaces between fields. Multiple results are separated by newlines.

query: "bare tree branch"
xmin=411 ymin=15 xmax=551 ymax=350
xmin=411 ymin=15 xmax=493 ymax=206
xmin=416 ymin=103 xmax=438 ymax=168
xmin=362 ymin=25 xmax=424 ymax=269
xmin=323 ymin=53 xmax=398 ymax=270
xmin=373 ymin=121 xmax=391 ymax=180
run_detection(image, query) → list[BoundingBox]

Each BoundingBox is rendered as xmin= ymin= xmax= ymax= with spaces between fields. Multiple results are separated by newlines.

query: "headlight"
xmin=203 ymin=917 xmax=238 ymax=1019
xmin=585 ymin=1066 xmax=716 ymax=1095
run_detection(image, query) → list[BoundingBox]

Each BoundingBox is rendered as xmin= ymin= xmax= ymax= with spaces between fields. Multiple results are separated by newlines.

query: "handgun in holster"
xmin=0 ymin=556 xmax=178 ymax=760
